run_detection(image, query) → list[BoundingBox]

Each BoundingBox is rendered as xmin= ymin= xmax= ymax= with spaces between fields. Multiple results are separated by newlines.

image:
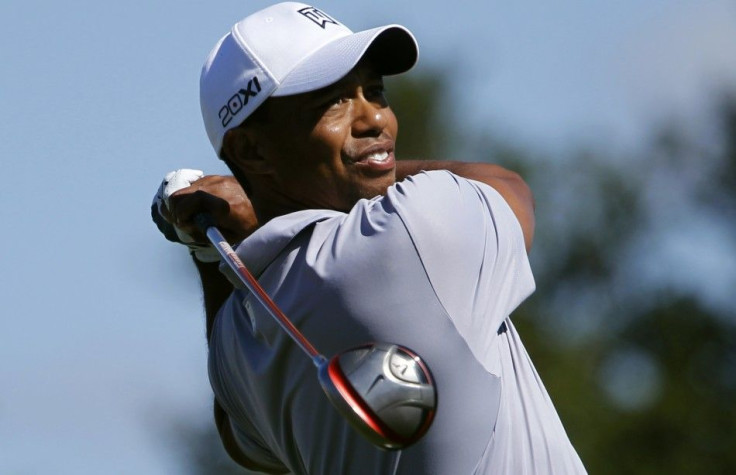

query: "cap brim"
xmin=272 ymin=25 xmax=418 ymax=97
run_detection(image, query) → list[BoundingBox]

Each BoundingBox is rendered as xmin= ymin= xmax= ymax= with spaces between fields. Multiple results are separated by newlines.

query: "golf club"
xmin=195 ymin=214 xmax=437 ymax=450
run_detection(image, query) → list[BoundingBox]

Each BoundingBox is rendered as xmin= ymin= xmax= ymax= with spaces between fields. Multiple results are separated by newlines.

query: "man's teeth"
xmin=366 ymin=151 xmax=389 ymax=162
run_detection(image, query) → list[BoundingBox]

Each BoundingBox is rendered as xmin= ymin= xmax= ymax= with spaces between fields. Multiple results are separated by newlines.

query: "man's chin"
xmin=357 ymin=178 xmax=396 ymax=202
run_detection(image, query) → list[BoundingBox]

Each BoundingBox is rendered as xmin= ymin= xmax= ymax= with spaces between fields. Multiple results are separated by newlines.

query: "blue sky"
xmin=1 ymin=1 xmax=735 ymax=473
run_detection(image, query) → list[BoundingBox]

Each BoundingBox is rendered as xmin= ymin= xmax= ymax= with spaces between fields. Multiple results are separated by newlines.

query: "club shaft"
xmin=196 ymin=215 xmax=324 ymax=365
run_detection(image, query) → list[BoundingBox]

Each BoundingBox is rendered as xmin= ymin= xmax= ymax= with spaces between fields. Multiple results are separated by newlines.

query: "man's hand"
xmin=151 ymin=170 xmax=259 ymax=261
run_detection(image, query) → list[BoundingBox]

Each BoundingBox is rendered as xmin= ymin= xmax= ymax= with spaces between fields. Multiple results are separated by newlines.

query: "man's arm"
xmin=157 ymin=163 xmax=532 ymax=335
xmin=396 ymin=160 xmax=535 ymax=251
xmin=154 ymin=172 xmax=291 ymax=471
xmin=193 ymin=259 xmax=234 ymax=342
xmin=163 ymin=175 xmax=259 ymax=338
xmin=214 ymin=400 xmax=290 ymax=473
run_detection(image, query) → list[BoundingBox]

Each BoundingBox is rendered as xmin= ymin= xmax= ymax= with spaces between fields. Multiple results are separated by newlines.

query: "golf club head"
xmin=318 ymin=343 xmax=437 ymax=450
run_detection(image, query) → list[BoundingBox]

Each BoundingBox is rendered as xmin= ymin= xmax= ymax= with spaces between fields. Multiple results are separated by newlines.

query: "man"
xmin=153 ymin=2 xmax=586 ymax=473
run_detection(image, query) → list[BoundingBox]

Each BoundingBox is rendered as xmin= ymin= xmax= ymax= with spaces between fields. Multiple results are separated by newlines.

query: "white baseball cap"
xmin=200 ymin=2 xmax=419 ymax=155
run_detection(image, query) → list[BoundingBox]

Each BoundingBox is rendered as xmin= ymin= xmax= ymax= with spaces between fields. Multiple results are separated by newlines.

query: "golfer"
xmin=153 ymin=2 xmax=587 ymax=473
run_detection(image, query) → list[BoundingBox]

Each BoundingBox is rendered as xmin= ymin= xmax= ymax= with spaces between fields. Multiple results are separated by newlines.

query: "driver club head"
xmin=317 ymin=343 xmax=437 ymax=450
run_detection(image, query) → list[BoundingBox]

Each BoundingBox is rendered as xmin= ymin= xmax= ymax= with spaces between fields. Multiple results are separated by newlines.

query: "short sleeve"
xmin=388 ymin=170 xmax=535 ymax=368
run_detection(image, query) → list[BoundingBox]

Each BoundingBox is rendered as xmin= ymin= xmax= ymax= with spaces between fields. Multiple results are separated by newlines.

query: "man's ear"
xmin=221 ymin=127 xmax=273 ymax=175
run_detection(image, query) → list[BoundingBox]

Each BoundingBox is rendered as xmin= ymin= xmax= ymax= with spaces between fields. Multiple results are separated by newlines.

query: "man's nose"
xmin=352 ymin=95 xmax=388 ymax=137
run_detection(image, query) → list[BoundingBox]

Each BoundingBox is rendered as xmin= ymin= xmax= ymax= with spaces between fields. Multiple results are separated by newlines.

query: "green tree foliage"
xmin=385 ymin=70 xmax=455 ymax=160
xmin=500 ymin=96 xmax=736 ymax=473
xmin=173 ymin=74 xmax=736 ymax=475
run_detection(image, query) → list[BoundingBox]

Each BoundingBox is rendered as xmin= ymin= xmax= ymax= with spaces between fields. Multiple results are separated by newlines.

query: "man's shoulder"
xmin=232 ymin=209 xmax=343 ymax=276
xmin=393 ymin=169 xmax=499 ymax=201
xmin=388 ymin=169 xmax=507 ymax=223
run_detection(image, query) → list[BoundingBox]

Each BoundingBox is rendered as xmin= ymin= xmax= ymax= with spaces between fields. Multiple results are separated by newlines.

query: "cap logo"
xmin=297 ymin=6 xmax=339 ymax=29
xmin=218 ymin=76 xmax=262 ymax=128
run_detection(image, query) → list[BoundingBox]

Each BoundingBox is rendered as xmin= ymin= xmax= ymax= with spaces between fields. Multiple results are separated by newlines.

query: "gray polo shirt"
xmin=209 ymin=170 xmax=586 ymax=474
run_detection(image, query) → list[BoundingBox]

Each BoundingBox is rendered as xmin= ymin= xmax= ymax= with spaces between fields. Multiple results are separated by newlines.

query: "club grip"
xmin=194 ymin=213 xmax=216 ymax=233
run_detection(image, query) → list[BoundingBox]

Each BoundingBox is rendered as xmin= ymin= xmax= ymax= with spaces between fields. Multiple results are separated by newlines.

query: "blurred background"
xmin=1 ymin=0 xmax=735 ymax=473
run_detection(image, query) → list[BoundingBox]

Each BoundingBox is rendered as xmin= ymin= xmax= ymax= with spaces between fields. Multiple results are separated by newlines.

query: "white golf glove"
xmin=151 ymin=169 xmax=220 ymax=263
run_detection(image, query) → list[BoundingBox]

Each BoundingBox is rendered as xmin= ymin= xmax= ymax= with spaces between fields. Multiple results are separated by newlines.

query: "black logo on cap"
xmin=218 ymin=76 xmax=262 ymax=128
xmin=298 ymin=6 xmax=339 ymax=29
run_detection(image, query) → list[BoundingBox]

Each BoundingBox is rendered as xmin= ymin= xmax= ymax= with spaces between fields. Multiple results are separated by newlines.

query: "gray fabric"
xmin=209 ymin=170 xmax=586 ymax=474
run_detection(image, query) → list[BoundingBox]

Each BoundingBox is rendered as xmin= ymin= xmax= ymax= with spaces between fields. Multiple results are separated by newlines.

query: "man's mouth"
xmin=363 ymin=150 xmax=390 ymax=164
xmin=349 ymin=143 xmax=396 ymax=173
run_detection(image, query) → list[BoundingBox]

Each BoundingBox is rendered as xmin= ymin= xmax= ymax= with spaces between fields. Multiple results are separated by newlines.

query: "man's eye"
xmin=321 ymin=95 xmax=346 ymax=108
